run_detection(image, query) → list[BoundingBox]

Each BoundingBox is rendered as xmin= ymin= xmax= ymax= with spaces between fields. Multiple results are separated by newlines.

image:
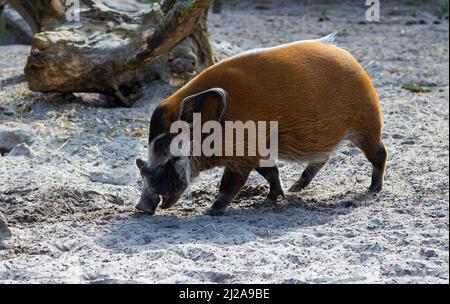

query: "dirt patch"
xmin=0 ymin=186 xmax=131 ymax=227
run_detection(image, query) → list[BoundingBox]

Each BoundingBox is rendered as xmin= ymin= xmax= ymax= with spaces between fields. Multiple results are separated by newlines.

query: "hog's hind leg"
xmin=365 ymin=143 xmax=387 ymax=193
xmin=289 ymin=159 xmax=328 ymax=192
xmin=352 ymin=134 xmax=387 ymax=193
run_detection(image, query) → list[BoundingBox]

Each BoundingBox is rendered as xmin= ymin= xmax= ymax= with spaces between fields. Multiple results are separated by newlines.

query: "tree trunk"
xmin=6 ymin=0 xmax=214 ymax=106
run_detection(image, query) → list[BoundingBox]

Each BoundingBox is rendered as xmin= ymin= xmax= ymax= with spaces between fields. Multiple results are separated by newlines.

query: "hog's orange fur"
xmin=157 ymin=40 xmax=384 ymax=170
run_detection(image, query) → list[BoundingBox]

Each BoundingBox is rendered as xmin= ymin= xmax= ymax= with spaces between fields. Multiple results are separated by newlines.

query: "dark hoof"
xmin=205 ymin=207 xmax=225 ymax=216
xmin=267 ymin=188 xmax=285 ymax=201
xmin=368 ymin=184 xmax=382 ymax=194
xmin=289 ymin=180 xmax=308 ymax=192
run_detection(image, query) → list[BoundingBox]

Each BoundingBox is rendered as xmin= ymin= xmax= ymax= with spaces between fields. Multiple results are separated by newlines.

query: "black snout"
xmin=136 ymin=195 xmax=160 ymax=215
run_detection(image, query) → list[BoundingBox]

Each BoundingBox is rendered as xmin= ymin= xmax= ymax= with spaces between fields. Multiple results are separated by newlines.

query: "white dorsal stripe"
xmin=227 ymin=33 xmax=338 ymax=60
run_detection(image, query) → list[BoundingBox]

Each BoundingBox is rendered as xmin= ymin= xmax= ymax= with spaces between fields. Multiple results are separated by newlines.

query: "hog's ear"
xmin=180 ymin=88 xmax=228 ymax=124
xmin=136 ymin=158 xmax=146 ymax=170
xmin=137 ymin=159 xmax=152 ymax=177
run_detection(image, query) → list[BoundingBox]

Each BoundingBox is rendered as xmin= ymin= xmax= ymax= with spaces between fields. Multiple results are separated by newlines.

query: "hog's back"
xmin=177 ymin=41 xmax=382 ymax=160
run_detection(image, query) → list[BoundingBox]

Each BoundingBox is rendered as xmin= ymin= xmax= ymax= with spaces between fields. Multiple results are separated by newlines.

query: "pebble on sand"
xmin=0 ymin=212 xmax=12 ymax=240
xmin=0 ymin=130 xmax=33 ymax=156
xmin=8 ymin=143 xmax=33 ymax=157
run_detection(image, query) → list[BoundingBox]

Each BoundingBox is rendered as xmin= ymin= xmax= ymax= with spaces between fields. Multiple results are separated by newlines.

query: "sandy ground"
xmin=0 ymin=0 xmax=448 ymax=283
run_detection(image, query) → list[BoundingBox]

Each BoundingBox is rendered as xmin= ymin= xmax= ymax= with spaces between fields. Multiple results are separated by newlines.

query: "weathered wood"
xmin=0 ymin=1 xmax=33 ymax=44
xmin=139 ymin=0 xmax=212 ymax=61
xmin=8 ymin=0 xmax=214 ymax=106
xmin=4 ymin=0 xmax=38 ymax=33
xmin=161 ymin=0 xmax=176 ymax=15
xmin=5 ymin=0 xmax=66 ymax=33
xmin=0 ymin=1 xmax=10 ymax=44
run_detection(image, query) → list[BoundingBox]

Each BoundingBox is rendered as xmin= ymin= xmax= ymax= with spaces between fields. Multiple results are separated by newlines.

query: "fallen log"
xmin=6 ymin=0 xmax=214 ymax=106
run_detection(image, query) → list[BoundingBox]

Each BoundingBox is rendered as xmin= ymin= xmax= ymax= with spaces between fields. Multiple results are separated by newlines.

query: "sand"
xmin=0 ymin=0 xmax=448 ymax=283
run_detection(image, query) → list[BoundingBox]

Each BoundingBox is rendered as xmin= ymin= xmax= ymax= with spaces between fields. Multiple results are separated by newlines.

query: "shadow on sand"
xmin=94 ymin=190 xmax=378 ymax=253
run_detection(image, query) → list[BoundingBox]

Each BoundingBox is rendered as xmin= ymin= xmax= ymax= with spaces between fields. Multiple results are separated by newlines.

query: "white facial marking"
xmin=148 ymin=133 xmax=168 ymax=165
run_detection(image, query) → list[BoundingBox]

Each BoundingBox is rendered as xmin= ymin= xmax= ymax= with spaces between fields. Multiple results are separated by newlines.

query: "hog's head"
xmin=135 ymin=88 xmax=228 ymax=214
xmin=136 ymin=154 xmax=190 ymax=214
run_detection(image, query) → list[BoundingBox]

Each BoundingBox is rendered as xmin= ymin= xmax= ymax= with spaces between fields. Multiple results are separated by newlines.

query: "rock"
xmin=88 ymin=170 xmax=134 ymax=186
xmin=0 ymin=105 xmax=15 ymax=116
xmin=362 ymin=242 xmax=384 ymax=253
xmin=391 ymin=133 xmax=405 ymax=139
xmin=0 ymin=130 xmax=33 ymax=156
xmin=367 ymin=218 xmax=384 ymax=230
xmin=421 ymin=249 xmax=438 ymax=258
xmin=8 ymin=143 xmax=33 ymax=157
xmin=133 ymin=80 xmax=176 ymax=109
xmin=212 ymin=41 xmax=242 ymax=62
xmin=401 ymin=140 xmax=416 ymax=145
xmin=184 ymin=247 xmax=217 ymax=262
xmin=286 ymin=254 xmax=301 ymax=264
xmin=0 ymin=212 xmax=12 ymax=240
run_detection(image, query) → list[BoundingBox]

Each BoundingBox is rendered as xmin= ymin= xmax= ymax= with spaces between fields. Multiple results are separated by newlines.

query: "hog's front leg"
xmin=206 ymin=166 xmax=252 ymax=216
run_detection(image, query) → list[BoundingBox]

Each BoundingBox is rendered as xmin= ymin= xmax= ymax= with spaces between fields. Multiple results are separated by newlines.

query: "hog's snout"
xmin=135 ymin=194 xmax=160 ymax=215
